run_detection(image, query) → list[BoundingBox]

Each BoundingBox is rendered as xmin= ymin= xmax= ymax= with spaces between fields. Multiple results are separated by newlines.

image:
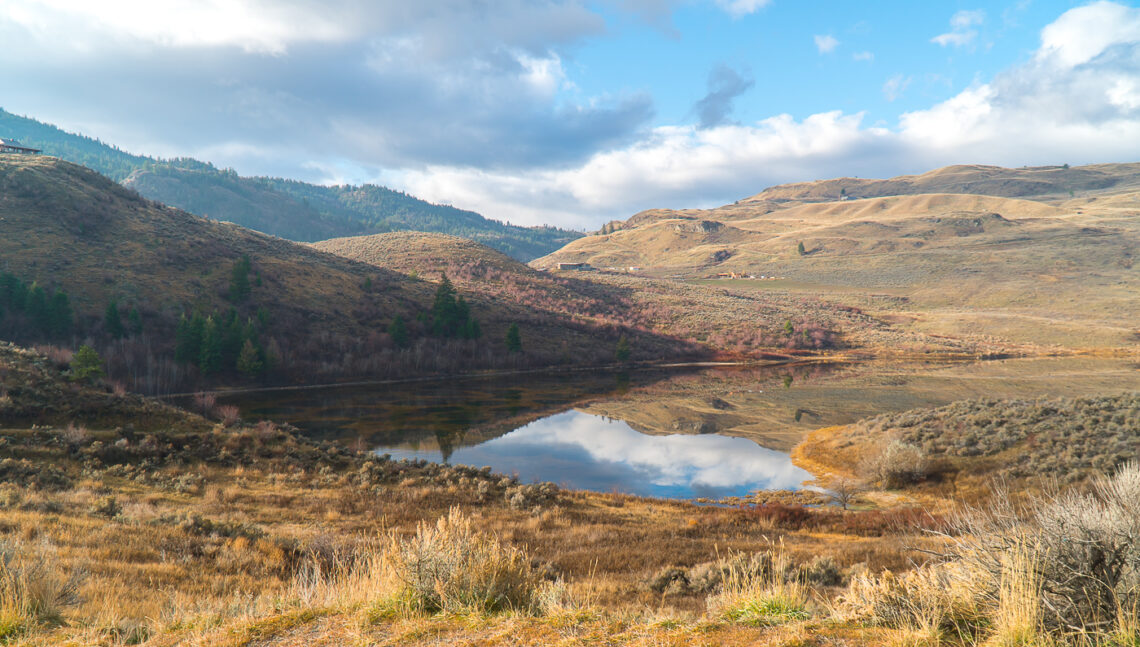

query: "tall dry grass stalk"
xmin=988 ymin=539 xmax=1046 ymax=647
xmin=0 ymin=540 xmax=78 ymax=639
xmin=833 ymin=561 xmax=986 ymax=640
xmin=706 ymin=550 xmax=811 ymax=626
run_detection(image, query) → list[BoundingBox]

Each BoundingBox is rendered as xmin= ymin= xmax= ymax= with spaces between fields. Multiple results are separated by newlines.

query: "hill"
xmin=0 ymin=154 xmax=695 ymax=393
xmin=745 ymin=162 xmax=1140 ymax=203
xmin=534 ymin=162 xmax=1140 ymax=350
xmin=0 ymin=108 xmax=581 ymax=260
xmin=314 ymin=232 xmax=995 ymax=357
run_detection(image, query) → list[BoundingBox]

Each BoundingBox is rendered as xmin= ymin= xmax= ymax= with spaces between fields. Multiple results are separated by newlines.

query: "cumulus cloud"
xmin=814 ymin=34 xmax=839 ymax=54
xmin=5 ymin=0 xmax=1140 ymax=231
xmin=693 ymin=64 xmax=755 ymax=129
xmin=932 ymin=9 xmax=985 ymax=47
xmin=399 ymin=2 xmax=1140 ymax=227
xmin=0 ymin=0 xmax=642 ymax=173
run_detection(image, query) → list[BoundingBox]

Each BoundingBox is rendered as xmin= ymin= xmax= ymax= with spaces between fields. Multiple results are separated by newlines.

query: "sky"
xmin=2 ymin=0 xmax=1140 ymax=229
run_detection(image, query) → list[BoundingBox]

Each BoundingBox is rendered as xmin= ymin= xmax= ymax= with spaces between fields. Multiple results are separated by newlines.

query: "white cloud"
xmin=853 ymin=50 xmax=874 ymax=62
xmin=396 ymin=2 xmax=1140 ymax=228
xmin=714 ymin=0 xmax=771 ymax=18
xmin=932 ymin=9 xmax=985 ymax=48
xmin=1036 ymin=0 xmax=1140 ymax=66
xmin=814 ymin=34 xmax=839 ymax=54
xmin=882 ymin=74 xmax=912 ymax=102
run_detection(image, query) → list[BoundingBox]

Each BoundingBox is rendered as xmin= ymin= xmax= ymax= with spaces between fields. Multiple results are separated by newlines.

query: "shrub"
xmin=382 ymin=508 xmax=546 ymax=615
xmin=0 ymin=541 xmax=79 ymax=638
xmin=861 ymin=438 xmax=929 ymax=488
xmin=948 ymin=461 xmax=1140 ymax=638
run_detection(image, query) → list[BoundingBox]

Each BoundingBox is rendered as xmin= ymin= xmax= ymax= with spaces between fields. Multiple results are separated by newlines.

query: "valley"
xmin=1 ymin=151 xmax=1138 ymax=646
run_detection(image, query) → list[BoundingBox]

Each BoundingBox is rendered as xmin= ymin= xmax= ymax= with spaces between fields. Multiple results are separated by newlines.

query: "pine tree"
xmin=236 ymin=339 xmax=264 ymax=377
xmin=199 ymin=316 xmax=222 ymax=375
xmin=104 ymin=299 xmax=125 ymax=339
xmin=387 ymin=314 xmax=409 ymax=348
xmin=615 ymin=335 xmax=631 ymax=362
xmin=175 ymin=313 xmax=205 ymax=365
xmin=69 ymin=345 xmax=105 ymax=382
xmin=229 ymin=254 xmax=252 ymax=302
xmin=48 ymin=289 xmax=72 ymax=337
xmin=25 ymin=283 xmax=47 ymax=327
xmin=127 ymin=307 xmax=143 ymax=335
xmin=797 ymin=241 xmax=806 ymax=256
xmin=505 ymin=323 xmax=522 ymax=353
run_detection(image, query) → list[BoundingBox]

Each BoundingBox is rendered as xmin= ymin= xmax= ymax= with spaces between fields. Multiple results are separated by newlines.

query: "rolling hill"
xmin=314 ymin=232 xmax=993 ymax=358
xmin=0 ymin=154 xmax=695 ymax=393
xmin=0 ymin=108 xmax=581 ymax=260
xmin=534 ymin=162 xmax=1140 ymax=350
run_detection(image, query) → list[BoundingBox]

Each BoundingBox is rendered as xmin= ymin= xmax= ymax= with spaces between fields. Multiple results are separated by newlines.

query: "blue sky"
xmin=1 ymin=1 xmax=1138 ymax=228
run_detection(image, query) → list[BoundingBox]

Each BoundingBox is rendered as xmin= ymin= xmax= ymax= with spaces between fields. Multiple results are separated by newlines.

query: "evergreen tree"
xmin=615 ymin=335 xmax=631 ymax=362
xmin=220 ymin=309 xmax=245 ymax=367
xmin=127 ymin=307 xmax=143 ymax=335
xmin=69 ymin=345 xmax=105 ymax=382
xmin=236 ymin=338 xmax=264 ymax=377
xmin=229 ymin=254 xmax=252 ymax=302
xmin=48 ymin=289 xmax=72 ymax=337
xmin=0 ymin=274 xmax=27 ymax=312
xmin=105 ymin=300 xmax=125 ymax=339
xmin=505 ymin=323 xmax=522 ymax=353
xmin=431 ymin=274 xmax=459 ymax=336
xmin=24 ymin=283 xmax=47 ymax=327
xmin=797 ymin=241 xmax=806 ymax=256
xmin=175 ymin=312 xmax=205 ymax=365
xmin=429 ymin=274 xmax=480 ymax=338
xmin=784 ymin=319 xmax=794 ymax=335
xmin=199 ymin=316 xmax=222 ymax=374
xmin=387 ymin=314 xmax=409 ymax=348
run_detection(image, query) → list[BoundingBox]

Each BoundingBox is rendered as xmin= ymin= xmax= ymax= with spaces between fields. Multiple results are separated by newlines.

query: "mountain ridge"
xmin=0 ymin=108 xmax=581 ymax=260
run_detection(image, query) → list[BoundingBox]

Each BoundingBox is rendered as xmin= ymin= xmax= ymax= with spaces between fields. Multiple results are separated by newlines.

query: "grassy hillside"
xmin=535 ymin=163 xmax=1140 ymax=350
xmin=746 ymin=162 xmax=1140 ymax=203
xmin=313 ymin=232 xmax=982 ymax=357
xmin=0 ymin=109 xmax=581 ymax=260
xmin=0 ymin=155 xmax=695 ymax=393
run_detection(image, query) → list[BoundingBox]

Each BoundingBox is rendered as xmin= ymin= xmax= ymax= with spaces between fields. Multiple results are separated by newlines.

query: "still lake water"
xmin=217 ymin=366 xmax=821 ymax=499
xmin=215 ymin=357 xmax=1140 ymax=500
xmin=380 ymin=409 xmax=813 ymax=499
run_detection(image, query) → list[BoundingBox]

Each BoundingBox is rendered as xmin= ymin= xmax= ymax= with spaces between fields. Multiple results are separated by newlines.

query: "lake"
xmin=216 ymin=357 xmax=1140 ymax=500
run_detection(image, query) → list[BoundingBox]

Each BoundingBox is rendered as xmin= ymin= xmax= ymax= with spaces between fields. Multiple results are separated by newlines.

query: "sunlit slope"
xmin=533 ymin=163 xmax=1140 ymax=349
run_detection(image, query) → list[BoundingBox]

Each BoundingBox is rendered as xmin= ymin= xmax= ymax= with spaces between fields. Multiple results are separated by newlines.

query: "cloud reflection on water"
xmin=379 ymin=410 xmax=813 ymax=499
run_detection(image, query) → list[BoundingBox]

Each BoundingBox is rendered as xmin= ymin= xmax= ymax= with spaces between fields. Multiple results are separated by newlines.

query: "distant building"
xmin=0 ymin=138 xmax=40 ymax=154
xmin=557 ymin=262 xmax=592 ymax=271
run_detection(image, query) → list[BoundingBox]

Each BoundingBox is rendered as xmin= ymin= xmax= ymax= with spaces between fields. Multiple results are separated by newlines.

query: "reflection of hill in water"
xmin=223 ymin=357 xmax=1140 ymax=462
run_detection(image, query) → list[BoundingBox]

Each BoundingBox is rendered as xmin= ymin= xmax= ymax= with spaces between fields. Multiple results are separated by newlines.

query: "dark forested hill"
xmin=0 ymin=109 xmax=581 ymax=260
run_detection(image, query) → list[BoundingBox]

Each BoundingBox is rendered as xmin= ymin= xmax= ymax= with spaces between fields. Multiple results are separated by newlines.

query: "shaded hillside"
xmin=315 ymin=233 xmax=988 ymax=356
xmin=0 ymin=109 xmax=581 ymax=260
xmin=0 ymin=155 xmax=695 ymax=393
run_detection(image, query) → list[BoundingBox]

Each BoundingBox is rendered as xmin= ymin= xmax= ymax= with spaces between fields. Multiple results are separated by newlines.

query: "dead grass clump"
xmin=0 ymin=540 xmax=80 ymax=639
xmin=834 ymin=562 xmax=986 ymax=638
xmin=706 ymin=551 xmax=812 ymax=626
xmin=382 ymin=507 xmax=549 ymax=615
